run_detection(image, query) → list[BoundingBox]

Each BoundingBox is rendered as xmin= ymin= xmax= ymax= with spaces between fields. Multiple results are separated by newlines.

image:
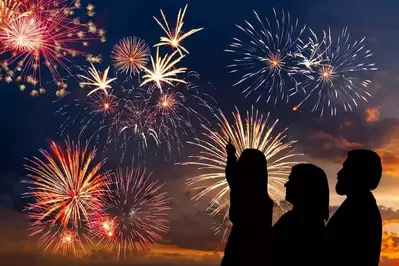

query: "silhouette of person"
xmin=272 ymin=164 xmax=329 ymax=266
xmin=326 ymin=149 xmax=382 ymax=266
xmin=221 ymin=140 xmax=274 ymax=266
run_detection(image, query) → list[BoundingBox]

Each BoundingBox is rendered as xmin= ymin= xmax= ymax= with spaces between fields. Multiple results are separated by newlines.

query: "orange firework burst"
xmin=0 ymin=0 xmax=105 ymax=96
xmin=111 ymin=37 xmax=150 ymax=76
xmin=23 ymin=138 xmax=109 ymax=255
xmin=0 ymin=0 xmax=26 ymax=25
xmin=157 ymin=90 xmax=179 ymax=115
xmin=87 ymin=91 xmax=119 ymax=117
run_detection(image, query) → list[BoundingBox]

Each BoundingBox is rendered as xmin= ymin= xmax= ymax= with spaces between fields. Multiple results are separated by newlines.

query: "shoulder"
xmin=274 ymin=211 xmax=295 ymax=228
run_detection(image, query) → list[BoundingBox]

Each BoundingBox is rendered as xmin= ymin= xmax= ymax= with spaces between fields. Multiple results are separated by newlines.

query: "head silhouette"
xmin=237 ymin=149 xmax=267 ymax=191
xmin=285 ymin=164 xmax=329 ymax=221
xmin=336 ymin=149 xmax=382 ymax=196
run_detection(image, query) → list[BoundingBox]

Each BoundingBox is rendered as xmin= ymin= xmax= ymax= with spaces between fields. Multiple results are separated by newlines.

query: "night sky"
xmin=1 ymin=0 xmax=399 ymax=265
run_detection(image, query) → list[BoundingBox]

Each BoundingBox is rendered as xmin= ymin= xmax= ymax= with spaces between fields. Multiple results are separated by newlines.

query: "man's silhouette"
xmin=272 ymin=164 xmax=329 ymax=266
xmin=326 ymin=149 xmax=382 ymax=266
xmin=221 ymin=141 xmax=273 ymax=266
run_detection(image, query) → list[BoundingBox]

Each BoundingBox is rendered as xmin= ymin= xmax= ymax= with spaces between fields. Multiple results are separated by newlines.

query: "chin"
xmin=335 ymin=183 xmax=346 ymax=196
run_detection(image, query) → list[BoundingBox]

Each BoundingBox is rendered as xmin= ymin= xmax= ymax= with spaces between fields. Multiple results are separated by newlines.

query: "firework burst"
xmin=181 ymin=107 xmax=302 ymax=215
xmin=78 ymin=63 xmax=117 ymax=96
xmin=113 ymin=92 xmax=161 ymax=155
xmin=140 ymin=47 xmax=187 ymax=91
xmin=293 ymin=27 xmax=377 ymax=116
xmin=225 ymin=9 xmax=306 ymax=105
xmin=23 ymin=138 xmax=109 ymax=255
xmin=111 ymin=37 xmax=150 ymax=76
xmin=95 ymin=167 xmax=171 ymax=259
xmin=0 ymin=0 xmax=105 ymax=96
xmin=153 ymin=4 xmax=203 ymax=55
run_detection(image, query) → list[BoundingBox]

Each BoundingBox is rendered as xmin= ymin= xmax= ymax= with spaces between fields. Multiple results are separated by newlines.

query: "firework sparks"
xmin=181 ymin=107 xmax=302 ymax=215
xmin=153 ymin=4 xmax=203 ymax=55
xmin=87 ymin=91 xmax=119 ymax=117
xmin=225 ymin=9 xmax=306 ymax=105
xmin=140 ymin=47 xmax=187 ymax=91
xmin=209 ymin=198 xmax=231 ymax=243
xmin=95 ymin=168 xmax=171 ymax=259
xmin=23 ymin=138 xmax=109 ymax=255
xmin=0 ymin=0 xmax=26 ymax=25
xmin=111 ymin=37 xmax=150 ymax=76
xmin=115 ymin=94 xmax=160 ymax=152
xmin=293 ymin=27 xmax=377 ymax=116
xmin=156 ymin=90 xmax=180 ymax=116
xmin=0 ymin=14 xmax=43 ymax=52
xmin=0 ymin=0 xmax=105 ymax=96
xmin=78 ymin=63 xmax=117 ymax=96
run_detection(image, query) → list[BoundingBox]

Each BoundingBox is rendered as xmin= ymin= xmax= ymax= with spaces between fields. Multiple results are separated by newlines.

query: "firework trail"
xmin=225 ymin=9 xmax=306 ymax=105
xmin=111 ymin=37 xmax=150 ymax=76
xmin=180 ymin=107 xmax=302 ymax=216
xmin=23 ymin=138 xmax=109 ymax=255
xmin=0 ymin=0 xmax=105 ymax=96
xmin=292 ymin=27 xmax=377 ymax=116
xmin=94 ymin=167 xmax=171 ymax=259
xmin=153 ymin=4 xmax=203 ymax=55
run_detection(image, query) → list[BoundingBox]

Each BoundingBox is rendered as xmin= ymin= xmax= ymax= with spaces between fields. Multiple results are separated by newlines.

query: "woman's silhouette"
xmin=272 ymin=164 xmax=329 ymax=266
xmin=221 ymin=141 xmax=273 ymax=266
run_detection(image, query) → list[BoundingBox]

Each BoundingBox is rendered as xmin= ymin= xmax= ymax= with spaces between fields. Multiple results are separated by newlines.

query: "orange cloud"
xmin=382 ymin=231 xmax=399 ymax=259
xmin=374 ymin=124 xmax=399 ymax=177
xmin=311 ymin=131 xmax=363 ymax=151
xmin=366 ymin=107 xmax=381 ymax=122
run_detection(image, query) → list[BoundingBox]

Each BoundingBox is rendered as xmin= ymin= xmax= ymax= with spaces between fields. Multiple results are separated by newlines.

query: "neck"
xmin=347 ymin=190 xmax=371 ymax=199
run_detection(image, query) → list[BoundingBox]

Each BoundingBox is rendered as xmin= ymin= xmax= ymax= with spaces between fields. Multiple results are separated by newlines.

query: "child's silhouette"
xmin=221 ymin=140 xmax=273 ymax=266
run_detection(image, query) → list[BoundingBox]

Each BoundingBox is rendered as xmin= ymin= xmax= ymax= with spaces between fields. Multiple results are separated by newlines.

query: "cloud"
xmin=298 ymin=117 xmax=399 ymax=178
xmin=366 ymin=107 xmax=381 ymax=122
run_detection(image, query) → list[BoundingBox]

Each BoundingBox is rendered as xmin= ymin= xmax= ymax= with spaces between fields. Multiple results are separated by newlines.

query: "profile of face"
xmin=336 ymin=158 xmax=356 ymax=196
xmin=284 ymin=171 xmax=301 ymax=205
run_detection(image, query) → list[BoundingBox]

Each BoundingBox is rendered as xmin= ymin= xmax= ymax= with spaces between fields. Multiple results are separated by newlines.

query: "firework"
xmin=57 ymin=70 xmax=215 ymax=163
xmin=78 ymin=63 xmax=117 ymax=96
xmin=293 ymin=27 xmax=377 ymax=116
xmin=95 ymin=167 xmax=171 ymax=259
xmin=209 ymin=198 xmax=231 ymax=243
xmin=0 ymin=0 xmax=105 ymax=96
xmin=113 ymin=92 xmax=161 ymax=154
xmin=23 ymin=138 xmax=109 ymax=255
xmin=225 ymin=9 xmax=306 ymax=105
xmin=55 ymin=88 xmax=120 ymax=161
xmin=0 ymin=0 xmax=27 ymax=26
xmin=140 ymin=47 xmax=187 ymax=91
xmin=111 ymin=37 xmax=150 ymax=76
xmin=153 ymin=4 xmax=203 ymax=55
xmin=181 ymin=107 xmax=302 ymax=215
xmin=87 ymin=91 xmax=119 ymax=117
xmin=156 ymin=89 xmax=180 ymax=116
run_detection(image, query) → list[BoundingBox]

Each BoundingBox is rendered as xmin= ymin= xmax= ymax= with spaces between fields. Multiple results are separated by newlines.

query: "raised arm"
xmin=225 ymin=139 xmax=237 ymax=189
